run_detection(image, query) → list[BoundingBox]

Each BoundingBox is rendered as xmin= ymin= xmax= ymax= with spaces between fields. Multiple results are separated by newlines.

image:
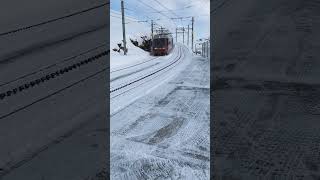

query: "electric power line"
xmin=151 ymin=0 xmax=179 ymax=18
xmin=135 ymin=0 xmax=177 ymax=26
xmin=147 ymin=5 xmax=193 ymax=13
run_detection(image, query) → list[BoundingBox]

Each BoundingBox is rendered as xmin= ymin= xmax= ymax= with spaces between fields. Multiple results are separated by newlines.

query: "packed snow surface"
xmin=111 ymin=54 xmax=210 ymax=179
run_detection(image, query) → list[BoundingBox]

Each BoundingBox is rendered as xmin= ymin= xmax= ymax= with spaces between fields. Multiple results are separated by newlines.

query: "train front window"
xmin=153 ymin=38 xmax=166 ymax=48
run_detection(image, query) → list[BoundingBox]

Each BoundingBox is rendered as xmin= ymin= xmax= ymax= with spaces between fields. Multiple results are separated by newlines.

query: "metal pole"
xmin=183 ymin=27 xmax=185 ymax=44
xmin=151 ymin=20 xmax=153 ymax=40
xmin=205 ymin=42 xmax=207 ymax=57
xmin=208 ymin=40 xmax=210 ymax=58
xmin=121 ymin=0 xmax=127 ymax=55
xmin=176 ymin=28 xmax=177 ymax=42
xmin=204 ymin=42 xmax=207 ymax=57
xmin=204 ymin=42 xmax=208 ymax=57
xmin=205 ymin=42 xmax=206 ymax=57
xmin=191 ymin=17 xmax=194 ymax=52
xmin=208 ymin=41 xmax=210 ymax=58
xmin=203 ymin=42 xmax=205 ymax=57
xmin=207 ymin=41 xmax=209 ymax=58
xmin=205 ymin=41 xmax=206 ymax=57
xmin=187 ymin=25 xmax=189 ymax=47
xmin=151 ymin=20 xmax=153 ymax=52
xmin=202 ymin=43 xmax=204 ymax=57
xmin=206 ymin=41 xmax=208 ymax=58
xmin=202 ymin=42 xmax=204 ymax=57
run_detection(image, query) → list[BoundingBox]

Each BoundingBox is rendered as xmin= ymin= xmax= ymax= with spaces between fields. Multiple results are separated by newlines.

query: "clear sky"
xmin=110 ymin=0 xmax=210 ymax=42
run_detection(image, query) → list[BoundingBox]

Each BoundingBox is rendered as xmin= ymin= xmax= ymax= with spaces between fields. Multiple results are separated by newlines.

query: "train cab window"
xmin=153 ymin=38 xmax=166 ymax=48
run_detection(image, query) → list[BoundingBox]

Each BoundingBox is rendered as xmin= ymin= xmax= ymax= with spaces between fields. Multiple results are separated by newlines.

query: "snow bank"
xmin=110 ymin=10 xmax=151 ymax=70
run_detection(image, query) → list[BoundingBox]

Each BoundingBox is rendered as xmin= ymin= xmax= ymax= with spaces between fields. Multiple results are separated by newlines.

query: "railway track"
xmin=110 ymin=46 xmax=185 ymax=98
xmin=110 ymin=47 xmax=179 ymax=83
xmin=110 ymin=56 xmax=160 ymax=74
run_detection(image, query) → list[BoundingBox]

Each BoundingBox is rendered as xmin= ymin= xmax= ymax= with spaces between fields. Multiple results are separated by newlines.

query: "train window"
xmin=153 ymin=38 xmax=166 ymax=48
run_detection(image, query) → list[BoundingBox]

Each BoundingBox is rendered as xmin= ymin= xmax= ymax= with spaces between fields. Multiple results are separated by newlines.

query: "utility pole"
xmin=151 ymin=20 xmax=153 ymax=52
xmin=187 ymin=25 xmax=189 ymax=47
xmin=159 ymin=27 xmax=165 ymax=34
xmin=207 ymin=41 xmax=210 ymax=57
xmin=121 ymin=0 xmax=127 ymax=55
xmin=207 ymin=41 xmax=208 ymax=57
xmin=176 ymin=28 xmax=177 ymax=42
xmin=202 ymin=42 xmax=204 ymax=57
xmin=151 ymin=19 xmax=154 ymax=40
xmin=204 ymin=42 xmax=206 ymax=57
xmin=176 ymin=27 xmax=185 ymax=44
xmin=195 ymin=43 xmax=197 ymax=54
xmin=182 ymin=27 xmax=185 ymax=44
xmin=205 ymin=41 xmax=208 ymax=57
xmin=191 ymin=17 xmax=194 ymax=52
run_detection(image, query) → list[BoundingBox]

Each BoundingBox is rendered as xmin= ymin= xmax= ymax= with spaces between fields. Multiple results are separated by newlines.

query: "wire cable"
xmin=151 ymin=0 xmax=179 ymax=18
xmin=135 ymin=0 xmax=177 ymax=26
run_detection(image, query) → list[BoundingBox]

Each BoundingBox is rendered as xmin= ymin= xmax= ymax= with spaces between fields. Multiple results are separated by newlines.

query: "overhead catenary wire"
xmin=151 ymin=0 xmax=179 ymax=18
xmin=134 ymin=0 xmax=178 ymax=27
xmin=147 ymin=5 xmax=193 ymax=13
xmin=112 ymin=0 xmax=208 ymax=48
xmin=110 ymin=14 xmax=142 ymax=22
xmin=121 ymin=0 xmax=201 ymax=32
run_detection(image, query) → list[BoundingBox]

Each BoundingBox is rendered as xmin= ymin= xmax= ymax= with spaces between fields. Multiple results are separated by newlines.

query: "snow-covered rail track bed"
xmin=110 ymin=44 xmax=191 ymax=115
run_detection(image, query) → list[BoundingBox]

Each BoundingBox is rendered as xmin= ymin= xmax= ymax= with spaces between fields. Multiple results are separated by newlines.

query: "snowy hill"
xmin=110 ymin=10 xmax=152 ymax=69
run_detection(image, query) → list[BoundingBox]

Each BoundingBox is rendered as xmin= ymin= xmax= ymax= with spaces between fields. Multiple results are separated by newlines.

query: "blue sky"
xmin=110 ymin=0 xmax=210 ymax=42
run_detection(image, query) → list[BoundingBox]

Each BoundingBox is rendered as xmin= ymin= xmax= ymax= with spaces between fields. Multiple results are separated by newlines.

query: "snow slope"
xmin=110 ymin=10 xmax=152 ymax=70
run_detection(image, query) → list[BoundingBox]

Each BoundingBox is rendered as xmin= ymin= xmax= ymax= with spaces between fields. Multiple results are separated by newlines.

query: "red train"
xmin=151 ymin=34 xmax=174 ymax=56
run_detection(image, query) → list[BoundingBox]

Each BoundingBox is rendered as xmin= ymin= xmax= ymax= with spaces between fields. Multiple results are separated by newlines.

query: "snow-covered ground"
xmin=110 ymin=45 xmax=191 ymax=115
xmin=111 ymin=54 xmax=210 ymax=179
xmin=213 ymin=0 xmax=320 ymax=179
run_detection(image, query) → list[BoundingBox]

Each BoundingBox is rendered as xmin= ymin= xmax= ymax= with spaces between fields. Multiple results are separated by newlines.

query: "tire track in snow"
xmin=0 ymin=2 xmax=109 ymax=37
xmin=0 ymin=43 xmax=107 ymax=87
xmin=0 ymin=23 xmax=107 ymax=65
xmin=0 ymin=50 xmax=109 ymax=103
